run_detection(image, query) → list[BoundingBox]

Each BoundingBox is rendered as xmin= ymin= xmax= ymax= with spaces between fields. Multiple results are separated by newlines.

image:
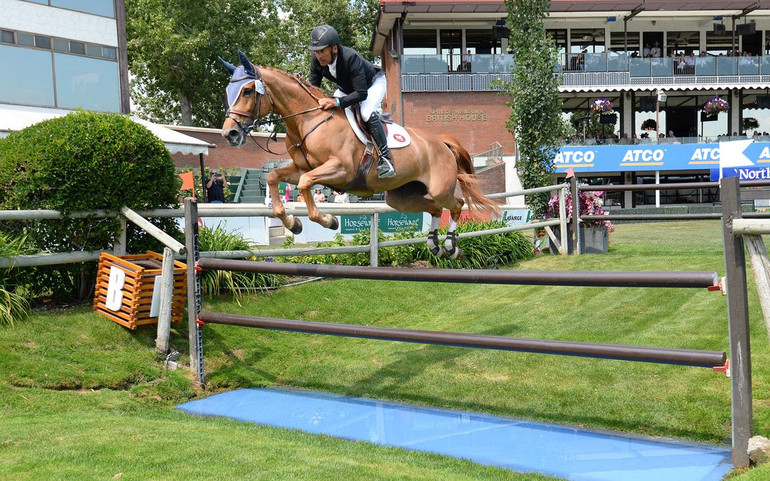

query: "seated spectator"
xmin=313 ymin=187 xmax=326 ymax=203
xmin=333 ymin=191 xmax=349 ymax=203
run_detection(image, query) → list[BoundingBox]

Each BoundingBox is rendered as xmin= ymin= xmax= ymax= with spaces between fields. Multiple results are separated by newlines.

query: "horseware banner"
xmin=555 ymin=140 xmax=770 ymax=173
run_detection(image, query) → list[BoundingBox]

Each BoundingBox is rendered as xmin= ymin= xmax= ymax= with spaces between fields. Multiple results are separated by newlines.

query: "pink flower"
xmin=546 ymin=190 xmax=614 ymax=231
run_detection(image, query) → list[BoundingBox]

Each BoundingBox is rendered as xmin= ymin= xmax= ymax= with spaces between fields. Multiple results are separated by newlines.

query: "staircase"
xmin=230 ymin=168 xmax=267 ymax=204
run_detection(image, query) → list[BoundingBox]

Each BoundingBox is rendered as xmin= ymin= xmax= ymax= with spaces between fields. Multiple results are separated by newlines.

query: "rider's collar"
xmin=226 ymin=66 xmax=265 ymax=107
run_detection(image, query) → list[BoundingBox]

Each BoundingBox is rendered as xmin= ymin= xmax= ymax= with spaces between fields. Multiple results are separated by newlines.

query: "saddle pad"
xmin=344 ymin=108 xmax=411 ymax=149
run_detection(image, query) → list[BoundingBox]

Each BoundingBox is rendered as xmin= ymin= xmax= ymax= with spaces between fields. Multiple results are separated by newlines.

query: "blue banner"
xmin=555 ymin=142 xmax=770 ymax=173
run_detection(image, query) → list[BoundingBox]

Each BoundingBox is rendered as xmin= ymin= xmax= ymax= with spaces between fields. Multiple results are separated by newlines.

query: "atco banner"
xmin=555 ymin=141 xmax=770 ymax=173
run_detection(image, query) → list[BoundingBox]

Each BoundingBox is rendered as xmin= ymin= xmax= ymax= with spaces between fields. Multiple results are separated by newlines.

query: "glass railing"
xmin=560 ymin=135 xmax=767 ymax=147
xmin=401 ymin=52 xmax=770 ymax=81
xmin=401 ymin=54 xmax=515 ymax=74
xmin=564 ymin=52 xmax=770 ymax=77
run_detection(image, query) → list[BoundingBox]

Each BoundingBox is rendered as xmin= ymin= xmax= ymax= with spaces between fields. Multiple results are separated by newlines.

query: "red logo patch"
xmin=393 ymin=134 xmax=406 ymax=143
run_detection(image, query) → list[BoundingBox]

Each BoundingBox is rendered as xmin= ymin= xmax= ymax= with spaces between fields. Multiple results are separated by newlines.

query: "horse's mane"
xmin=262 ymin=66 xmax=327 ymax=98
xmin=292 ymin=72 xmax=326 ymax=97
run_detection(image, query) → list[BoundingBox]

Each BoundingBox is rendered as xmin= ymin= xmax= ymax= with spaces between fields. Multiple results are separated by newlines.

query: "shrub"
xmin=278 ymin=221 xmax=531 ymax=269
xmin=0 ymin=230 xmax=35 ymax=327
xmin=198 ymin=223 xmax=281 ymax=297
xmin=0 ymin=111 xmax=182 ymax=301
xmin=428 ymin=220 xmax=533 ymax=269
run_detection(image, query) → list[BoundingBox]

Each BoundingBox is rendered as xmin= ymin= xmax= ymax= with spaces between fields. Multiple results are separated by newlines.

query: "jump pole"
xmin=197 ymin=311 xmax=726 ymax=368
xmin=196 ymin=258 xmax=720 ymax=289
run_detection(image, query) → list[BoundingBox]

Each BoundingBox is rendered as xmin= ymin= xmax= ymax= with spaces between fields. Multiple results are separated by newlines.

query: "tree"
xmin=126 ymin=0 xmax=379 ymax=128
xmin=126 ymin=0 xmax=285 ymax=126
xmin=498 ymin=0 xmax=562 ymax=217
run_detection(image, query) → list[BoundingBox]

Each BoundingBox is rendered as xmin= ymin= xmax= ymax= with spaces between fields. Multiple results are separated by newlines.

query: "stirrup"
xmin=377 ymin=157 xmax=396 ymax=179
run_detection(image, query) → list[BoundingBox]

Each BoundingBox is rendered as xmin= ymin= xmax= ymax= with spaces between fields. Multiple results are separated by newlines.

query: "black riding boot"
xmin=366 ymin=113 xmax=395 ymax=179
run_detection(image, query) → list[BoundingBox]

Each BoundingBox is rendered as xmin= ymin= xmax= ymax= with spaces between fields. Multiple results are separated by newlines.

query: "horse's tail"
xmin=440 ymin=135 xmax=502 ymax=217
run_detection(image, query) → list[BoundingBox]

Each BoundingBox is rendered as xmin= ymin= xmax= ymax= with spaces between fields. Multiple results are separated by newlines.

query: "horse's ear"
xmin=218 ymin=56 xmax=236 ymax=74
xmin=238 ymin=50 xmax=255 ymax=77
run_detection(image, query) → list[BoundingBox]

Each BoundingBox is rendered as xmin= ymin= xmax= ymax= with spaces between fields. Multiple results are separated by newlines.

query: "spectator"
xmin=206 ymin=170 xmax=229 ymax=203
xmin=313 ymin=187 xmax=326 ymax=203
xmin=650 ymin=42 xmax=661 ymax=58
xmin=333 ymin=191 xmax=350 ymax=203
xmin=461 ymin=49 xmax=473 ymax=72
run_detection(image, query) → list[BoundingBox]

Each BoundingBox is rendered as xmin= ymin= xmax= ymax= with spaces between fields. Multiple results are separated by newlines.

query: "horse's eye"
xmin=243 ymin=88 xmax=253 ymax=97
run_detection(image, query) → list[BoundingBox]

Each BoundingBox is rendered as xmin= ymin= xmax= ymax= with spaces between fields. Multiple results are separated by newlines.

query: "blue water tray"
xmin=178 ymin=387 xmax=732 ymax=481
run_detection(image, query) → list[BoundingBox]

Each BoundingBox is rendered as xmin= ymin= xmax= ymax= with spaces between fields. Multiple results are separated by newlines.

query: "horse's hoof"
xmin=430 ymin=246 xmax=446 ymax=258
xmin=451 ymin=248 xmax=463 ymax=260
xmin=328 ymin=216 xmax=339 ymax=231
xmin=290 ymin=218 xmax=303 ymax=235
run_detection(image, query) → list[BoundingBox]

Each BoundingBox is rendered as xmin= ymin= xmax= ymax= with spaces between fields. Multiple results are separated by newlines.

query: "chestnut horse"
xmin=220 ymin=51 xmax=499 ymax=258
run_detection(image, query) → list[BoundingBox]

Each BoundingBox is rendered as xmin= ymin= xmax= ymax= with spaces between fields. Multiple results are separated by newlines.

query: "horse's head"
xmin=219 ymin=51 xmax=271 ymax=146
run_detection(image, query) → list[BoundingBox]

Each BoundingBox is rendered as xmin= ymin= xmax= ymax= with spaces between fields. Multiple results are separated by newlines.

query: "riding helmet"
xmin=309 ymin=25 xmax=340 ymax=50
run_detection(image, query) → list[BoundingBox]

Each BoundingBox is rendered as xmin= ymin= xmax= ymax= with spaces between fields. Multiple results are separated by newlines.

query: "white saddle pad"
xmin=344 ymin=108 xmax=411 ymax=149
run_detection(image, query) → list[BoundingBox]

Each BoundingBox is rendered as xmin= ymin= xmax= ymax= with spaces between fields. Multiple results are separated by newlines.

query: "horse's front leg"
xmin=266 ymin=164 xmax=303 ymax=234
xmin=297 ymin=158 xmax=351 ymax=230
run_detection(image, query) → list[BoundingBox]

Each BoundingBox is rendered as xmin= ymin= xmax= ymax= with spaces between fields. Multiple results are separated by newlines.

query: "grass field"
xmin=1 ymin=220 xmax=769 ymax=480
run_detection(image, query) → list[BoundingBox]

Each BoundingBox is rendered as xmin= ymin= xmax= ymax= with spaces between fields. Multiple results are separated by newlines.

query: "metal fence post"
xmin=370 ymin=212 xmax=379 ymax=267
xmin=184 ymin=198 xmax=204 ymax=384
xmin=721 ymin=176 xmax=753 ymax=467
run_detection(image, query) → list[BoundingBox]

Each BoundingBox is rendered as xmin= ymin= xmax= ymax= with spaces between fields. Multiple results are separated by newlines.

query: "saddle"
xmin=341 ymin=105 xmax=411 ymax=193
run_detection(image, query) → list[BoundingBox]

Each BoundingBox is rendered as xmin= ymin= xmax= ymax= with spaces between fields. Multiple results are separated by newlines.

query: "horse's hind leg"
xmin=384 ymin=183 xmax=447 ymax=258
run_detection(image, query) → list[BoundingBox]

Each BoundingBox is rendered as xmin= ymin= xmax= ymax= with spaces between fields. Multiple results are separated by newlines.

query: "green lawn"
xmin=1 ymin=220 xmax=769 ymax=480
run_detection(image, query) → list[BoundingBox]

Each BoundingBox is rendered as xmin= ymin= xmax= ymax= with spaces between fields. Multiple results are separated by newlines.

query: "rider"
xmin=308 ymin=24 xmax=395 ymax=179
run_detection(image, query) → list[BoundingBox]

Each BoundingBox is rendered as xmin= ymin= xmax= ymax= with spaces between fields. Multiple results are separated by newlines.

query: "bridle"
xmin=226 ymin=66 xmax=335 ymax=164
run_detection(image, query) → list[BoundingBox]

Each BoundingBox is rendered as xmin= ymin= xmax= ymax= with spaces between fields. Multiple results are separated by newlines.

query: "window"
xmin=35 ymin=35 xmax=51 ymax=50
xmin=54 ymin=53 xmax=120 ymax=112
xmin=53 ymin=38 xmax=69 ymax=52
xmin=86 ymin=43 xmax=102 ymax=57
xmin=69 ymin=41 xmax=85 ymax=55
xmin=0 ymin=45 xmax=55 ymax=107
xmin=1 ymin=30 xmax=13 ymax=44
xmin=403 ymin=29 xmax=438 ymax=55
xmin=17 ymin=33 xmax=34 ymax=46
xmin=102 ymin=46 xmax=117 ymax=59
xmin=50 ymin=0 xmax=114 ymax=18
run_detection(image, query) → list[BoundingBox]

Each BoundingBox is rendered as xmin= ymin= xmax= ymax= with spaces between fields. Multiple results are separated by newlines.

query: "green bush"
xmin=278 ymin=221 xmax=532 ymax=269
xmin=0 ymin=111 xmax=182 ymax=301
xmin=428 ymin=220 xmax=534 ymax=269
xmin=0 ymin=230 xmax=35 ymax=327
xmin=198 ymin=223 xmax=281 ymax=297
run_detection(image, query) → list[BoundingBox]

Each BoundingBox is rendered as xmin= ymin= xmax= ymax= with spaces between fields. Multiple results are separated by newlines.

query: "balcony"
xmin=400 ymin=53 xmax=770 ymax=92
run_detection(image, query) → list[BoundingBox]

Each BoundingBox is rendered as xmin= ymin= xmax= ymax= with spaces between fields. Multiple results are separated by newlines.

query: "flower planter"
xmin=549 ymin=225 xmax=608 ymax=254
xmin=700 ymin=112 xmax=719 ymax=122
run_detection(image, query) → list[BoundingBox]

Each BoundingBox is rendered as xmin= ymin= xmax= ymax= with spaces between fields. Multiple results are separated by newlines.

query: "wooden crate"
xmin=94 ymin=251 xmax=187 ymax=330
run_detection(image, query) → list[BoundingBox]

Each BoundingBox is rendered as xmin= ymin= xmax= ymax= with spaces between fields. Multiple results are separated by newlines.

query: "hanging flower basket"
xmin=641 ymin=118 xmax=657 ymax=131
xmin=590 ymin=98 xmax=614 ymax=114
xmin=703 ymin=97 xmax=729 ymax=116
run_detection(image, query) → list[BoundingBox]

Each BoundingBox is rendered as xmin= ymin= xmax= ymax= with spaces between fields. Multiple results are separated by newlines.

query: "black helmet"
xmin=309 ymin=25 xmax=340 ymax=51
